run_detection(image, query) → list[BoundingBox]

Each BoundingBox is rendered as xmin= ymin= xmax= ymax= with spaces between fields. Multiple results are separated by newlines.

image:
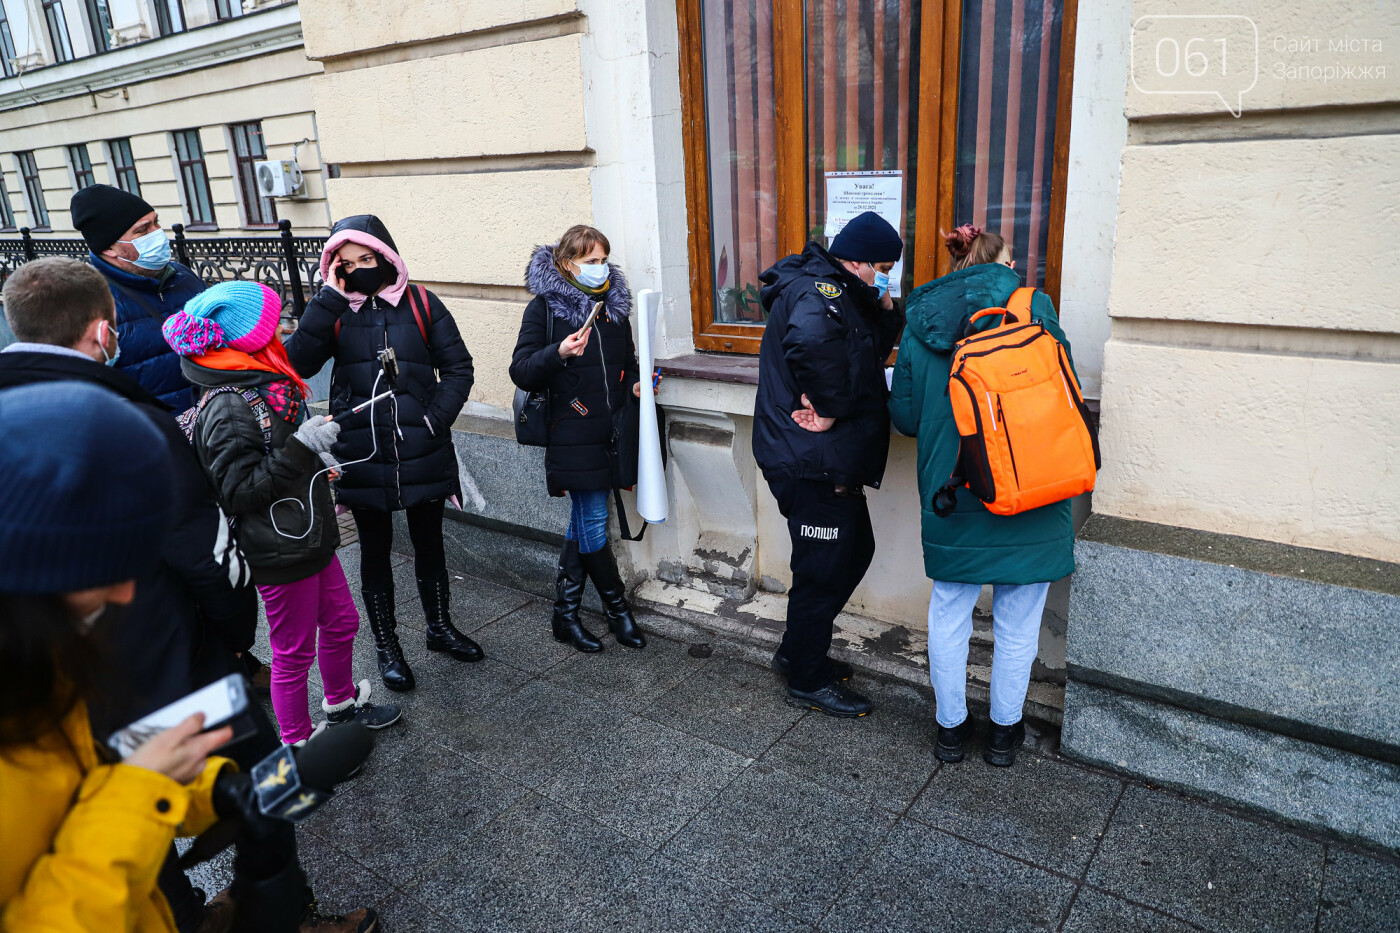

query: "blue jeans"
xmin=565 ymin=489 xmax=610 ymax=554
xmin=926 ymin=580 xmax=1051 ymax=728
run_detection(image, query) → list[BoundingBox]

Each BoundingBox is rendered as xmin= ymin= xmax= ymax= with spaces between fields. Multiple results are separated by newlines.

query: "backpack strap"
xmin=1007 ymin=286 xmax=1035 ymax=321
xmin=181 ymin=386 xmax=273 ymax=452
xmin=334 ymin=285 xmax=431 ymax=347
xmin=237 ymin=387 xmax=275 ymax=452
xmin=405 ymin=284 xmax=431 ymax=346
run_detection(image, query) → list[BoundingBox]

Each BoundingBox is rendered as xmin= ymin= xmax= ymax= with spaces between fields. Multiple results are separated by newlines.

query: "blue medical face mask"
xmin=98 ymin=320 xmax=121 ymax=367
xmin=574 ymin=262 xmax=609 ymax=289
xmin=128 ymin=228 xmax=171 ymax=271
xmin=873 ymin=270 xmax=891 ymax=299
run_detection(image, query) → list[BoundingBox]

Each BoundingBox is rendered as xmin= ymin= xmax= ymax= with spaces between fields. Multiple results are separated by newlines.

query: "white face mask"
xmin=574 ymin=262 xmax=609 ymax=289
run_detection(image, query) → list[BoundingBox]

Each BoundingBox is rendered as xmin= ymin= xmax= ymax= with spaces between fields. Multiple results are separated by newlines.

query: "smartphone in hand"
xmin=108 ymin=674 xmax=254 ymax=759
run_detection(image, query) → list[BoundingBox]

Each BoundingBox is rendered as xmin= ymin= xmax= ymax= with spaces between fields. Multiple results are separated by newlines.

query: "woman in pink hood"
xmin=287 ymin=215 xmax=479 ymax=693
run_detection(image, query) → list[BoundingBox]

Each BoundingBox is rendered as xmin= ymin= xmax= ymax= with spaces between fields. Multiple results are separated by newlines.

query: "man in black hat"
xmin=70 ymin=184 xmax=206 ymax=410
xmin=752 ymin=210 xmax=905 ymax=717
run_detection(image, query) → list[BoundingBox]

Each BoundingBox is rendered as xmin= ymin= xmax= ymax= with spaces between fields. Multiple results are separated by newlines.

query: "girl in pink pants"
xmin=166 ymin=281 xmax=401 ymax=744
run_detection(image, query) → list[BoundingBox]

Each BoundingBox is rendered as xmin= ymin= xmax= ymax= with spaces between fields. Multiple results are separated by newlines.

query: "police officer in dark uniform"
xmin=753 ymin=211 xmax=905 ymax=717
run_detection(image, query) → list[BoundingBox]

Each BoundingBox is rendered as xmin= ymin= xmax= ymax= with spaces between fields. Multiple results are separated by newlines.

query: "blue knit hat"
xmin=163 ymin=280 xmax=282 ymax=356
xmin=0 ymin=382 xmax=175 ymax=594
xmin=829 ymin=211 xmax=904 ymax=264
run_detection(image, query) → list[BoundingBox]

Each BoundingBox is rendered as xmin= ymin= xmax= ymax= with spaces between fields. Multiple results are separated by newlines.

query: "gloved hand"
xmin=318 ymin=451 xmax=341 ymax=470
xmin=292 ymin=415 xmax=340 ymax=455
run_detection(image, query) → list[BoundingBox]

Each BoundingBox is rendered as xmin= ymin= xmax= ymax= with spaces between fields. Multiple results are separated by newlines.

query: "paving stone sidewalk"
xmin=187 ymin=543 xmax=1400 ymax=933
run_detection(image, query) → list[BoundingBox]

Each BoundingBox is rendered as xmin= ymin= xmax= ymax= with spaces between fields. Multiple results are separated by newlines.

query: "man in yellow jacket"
xmin=0 ymin=381 xmax=232 ymax=932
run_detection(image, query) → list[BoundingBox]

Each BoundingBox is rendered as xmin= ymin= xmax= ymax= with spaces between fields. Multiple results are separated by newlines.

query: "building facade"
xmin=253 ymin=0 xmax=1400 ymax=849
xmin=0 ymin=0 xmax=330 ymax=241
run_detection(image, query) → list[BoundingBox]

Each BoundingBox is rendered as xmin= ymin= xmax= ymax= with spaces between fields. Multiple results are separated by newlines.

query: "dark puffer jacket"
xmin=91 ymin=252 xmax=206 ymax=410
xmin=509 ymin=245 xmax=640 ymax=496
xmin=0 ymin=349 xmax=256 ymax=737
xmin=184 ymin=359 xmax=339 ymax=586
xmin=287 ymin=215 xmax=474 ymax=512
xmin=752 ymin=241 xmax=905 ymax=489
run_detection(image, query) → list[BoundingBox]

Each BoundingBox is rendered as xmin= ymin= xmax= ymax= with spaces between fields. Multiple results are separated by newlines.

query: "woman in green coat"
xmin=888 ymin=225 xmax=1078 ymax=768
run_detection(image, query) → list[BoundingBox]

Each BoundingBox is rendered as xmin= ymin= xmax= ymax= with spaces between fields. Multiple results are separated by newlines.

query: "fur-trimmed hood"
xmin=525 ymin=244 xmax=631 ymax=329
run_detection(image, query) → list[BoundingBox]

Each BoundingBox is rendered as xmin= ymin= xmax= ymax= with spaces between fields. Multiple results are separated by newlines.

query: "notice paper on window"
xmin=824 ymin=170 xmax=905 ymax=297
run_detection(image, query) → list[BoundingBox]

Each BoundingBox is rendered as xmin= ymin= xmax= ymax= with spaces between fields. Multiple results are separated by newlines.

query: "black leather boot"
xmin=363 ymin=589 xmax=414 ymax=692
xmin=983 ymin=719 xmax=1026 ymax=767
xmin=578 ymin=545 xmax=645 ymax=649
xmin=552 ymin=540 xmax=603 ymax=653
xmin=935 ymin=717 xmax=976 ymax=763
xmin=419 ymin=573 xmax=484 ymax=662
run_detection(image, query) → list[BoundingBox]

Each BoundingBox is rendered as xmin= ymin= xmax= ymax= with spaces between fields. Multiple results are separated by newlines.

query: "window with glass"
xmin=108 ymin=137 xmax=141 ymax=195
xmin=42 ymin=0 xmax=74 ymax=63
xmin=68 ymin=144 xmax=96 ymax=190
xmin=0 ymin=2 xmax=18 ymax=78
xmin=678 ymin=0 xmax=1077 ymax=353
xmin=230 ymin=122 xmax=277 ymax=227
xmin=0 ymin=173 xmax=15 ymax=231
xmin=153 ymin=0 xmax=185 ymax=36
xmin=215 ymin=0 xmax=237 ymax=20
xmin=16 ymin=152 xmax=49 ymax=229
xmin=83 ymin=0 xmax=112 ymax=52
xmin=173 ymin=129 xmax=216 ymax=228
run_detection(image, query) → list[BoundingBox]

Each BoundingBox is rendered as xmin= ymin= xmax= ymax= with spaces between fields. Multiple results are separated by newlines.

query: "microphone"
xmin=252 ymin=720 xmax=373 ymax=821
xmin=179 ymin=723 xmax=373 ymax=869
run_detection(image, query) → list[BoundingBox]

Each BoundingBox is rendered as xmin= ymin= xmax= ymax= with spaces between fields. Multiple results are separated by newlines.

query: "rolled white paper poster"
xmin=635 ymin=289 xmax=668 ymax=524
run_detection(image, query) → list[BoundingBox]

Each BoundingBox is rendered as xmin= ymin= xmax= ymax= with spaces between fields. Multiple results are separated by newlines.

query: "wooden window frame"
xmin=173 ymin=129 xmax=217 ymax=230
xmin=107 ymin=137 xmax=141 ymax=196
xmin=229 ymin=121 xmax=277 ymax=228
xmin=16 ymin=151 xmax=50 ymax=230
xmin=67 ymin=143 xmax=96 ymax=190
xmin=677 ymin=0 xmax=1078 ymax=354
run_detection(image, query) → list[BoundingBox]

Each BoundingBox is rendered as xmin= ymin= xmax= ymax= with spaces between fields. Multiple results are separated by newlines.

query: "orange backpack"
xmin=931 ymin=287 xmax=1100 ymax=518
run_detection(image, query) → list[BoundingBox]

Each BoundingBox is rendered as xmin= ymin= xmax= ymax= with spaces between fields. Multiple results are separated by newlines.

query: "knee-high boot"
xmin=363 ymin=588 xmax=415 ymax=692
xmin=552 ymin=539 xmax=603 ymax=652
xmin=578 ymin=544 xmax=646 ymax=649
xmin=419 ymin=572 xmax=484 ymax=662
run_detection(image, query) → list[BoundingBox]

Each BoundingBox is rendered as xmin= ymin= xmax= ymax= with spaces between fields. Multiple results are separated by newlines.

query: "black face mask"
xmin=343 ymin=263 xmax=387 ymax=296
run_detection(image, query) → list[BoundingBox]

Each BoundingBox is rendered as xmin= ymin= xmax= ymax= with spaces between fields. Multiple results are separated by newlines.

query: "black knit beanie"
xmin=829 ymin=211 xmax=904 ymax=264
xmin=70 ymin=184 xmax=156 ymax=253
xmin=0 ymin=382 xmax=174 ymax=594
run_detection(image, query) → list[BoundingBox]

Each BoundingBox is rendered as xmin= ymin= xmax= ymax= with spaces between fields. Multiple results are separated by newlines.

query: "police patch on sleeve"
xmin=815 ymin=281 xmax=842 ymax=300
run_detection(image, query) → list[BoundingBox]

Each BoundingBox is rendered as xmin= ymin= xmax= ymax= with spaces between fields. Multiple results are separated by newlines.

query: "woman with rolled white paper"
xmin=510 ymin=225 xmax=652 ymax=653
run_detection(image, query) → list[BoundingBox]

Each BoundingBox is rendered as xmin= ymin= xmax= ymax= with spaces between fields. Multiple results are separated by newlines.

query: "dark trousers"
xmin=767 ymin=475 xmax=877 ymax=691
xmin=159 ymin=700 xmax=303 ymax=931
xmin=352 ymin=499 xmax=447 ymax=590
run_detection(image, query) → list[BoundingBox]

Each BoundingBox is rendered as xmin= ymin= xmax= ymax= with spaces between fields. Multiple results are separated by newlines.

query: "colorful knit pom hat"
xmin=162 ymin=280 xmax=282 ymax=356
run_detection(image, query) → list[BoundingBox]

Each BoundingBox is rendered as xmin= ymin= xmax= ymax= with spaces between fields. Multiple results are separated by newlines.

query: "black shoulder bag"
xmin=512 ymin=308 xmax=554 ymax=447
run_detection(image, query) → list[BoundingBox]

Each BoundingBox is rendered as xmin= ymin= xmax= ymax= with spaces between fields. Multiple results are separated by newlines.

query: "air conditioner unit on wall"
xmin=255 ymin=160 xmax=304 ymax=198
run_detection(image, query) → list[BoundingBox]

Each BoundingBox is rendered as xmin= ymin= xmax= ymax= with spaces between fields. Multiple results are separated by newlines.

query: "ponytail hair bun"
xmin=942 ymin=224 xmax=982 ymax=259
xmin=941 ymin=224 xmax=1008 ymax=271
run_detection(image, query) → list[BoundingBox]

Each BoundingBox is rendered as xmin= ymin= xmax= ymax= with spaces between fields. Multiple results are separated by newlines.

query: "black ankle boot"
xmin=418 ymin=573 xmax=483 ymax=662
xmin=983 ymin=719 xmax=1026 ymax=767
xmin=934 ymin=717 xmax=975 ymax=763
xmin=363 ymin=588 xmax=414 ymax=692
xmin=553 ymin=540 xmax=603 ymax=653
xmin=578 ymin=545 xmax=645 ymax=649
